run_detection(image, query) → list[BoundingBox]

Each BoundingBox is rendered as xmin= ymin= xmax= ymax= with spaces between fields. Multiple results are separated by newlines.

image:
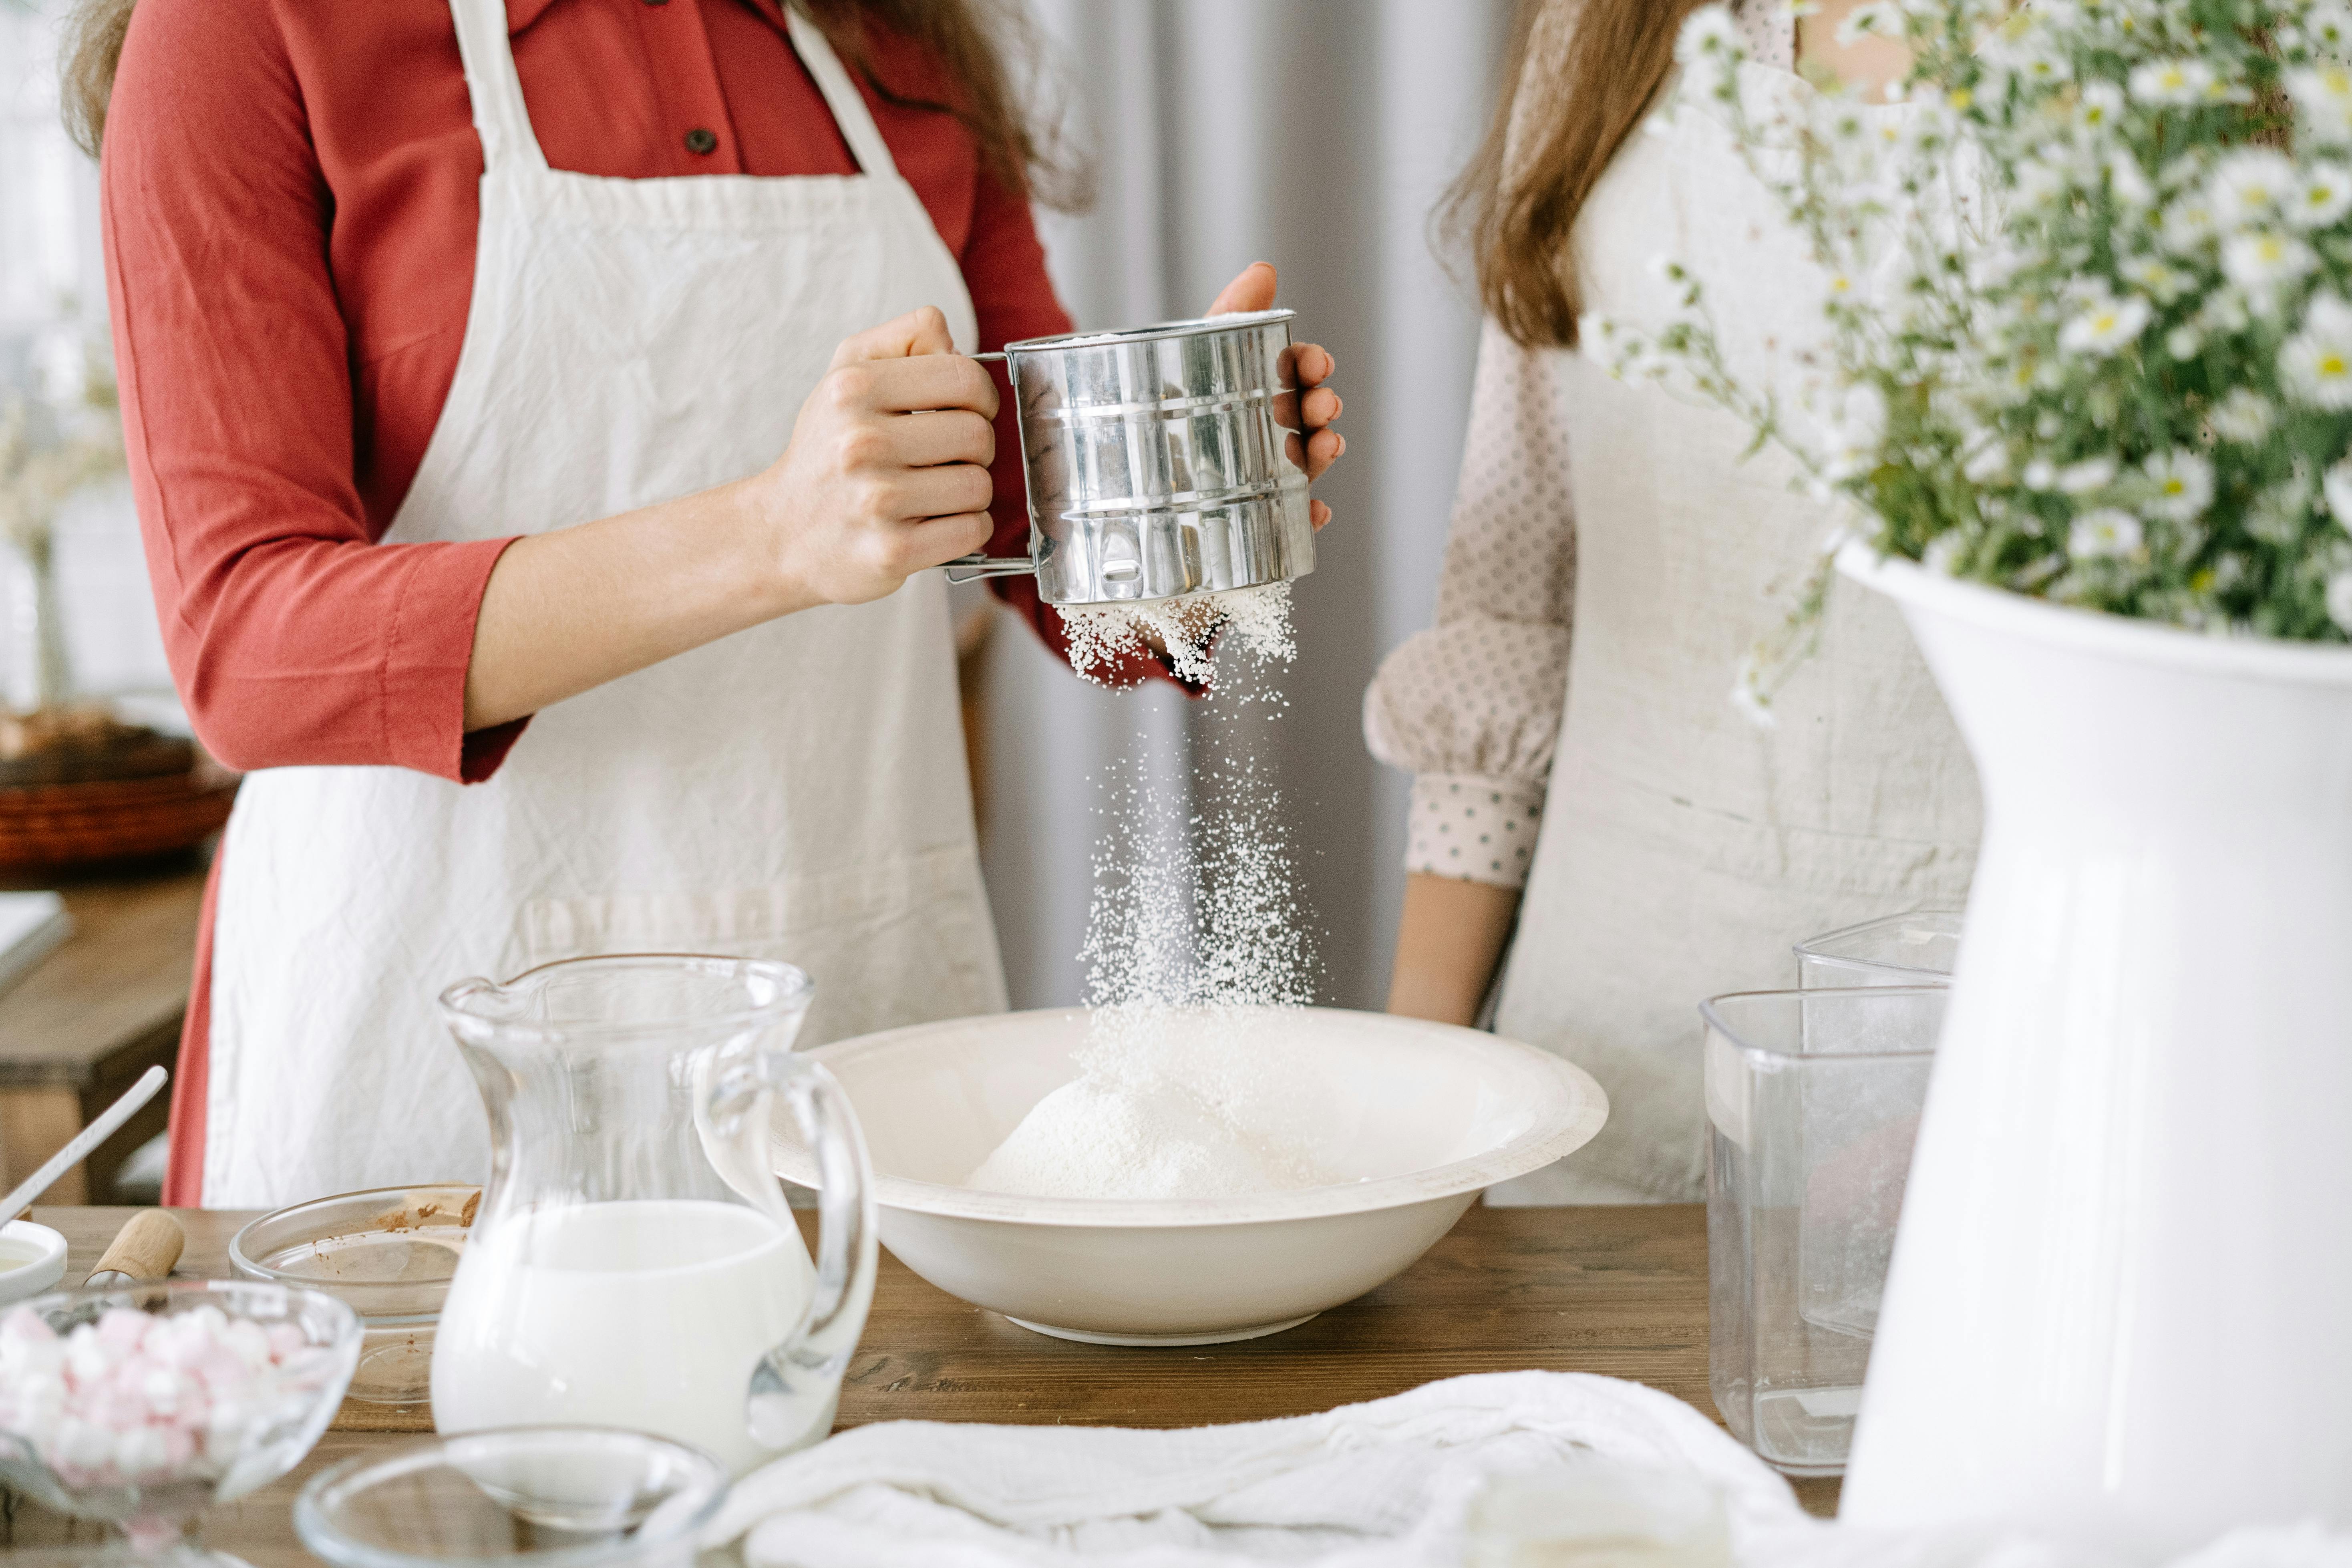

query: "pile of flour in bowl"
xmin=963 ymin=684 xmax=1332 ymax=1202
xmin=963 ymin=1006 xmax=1338 ymax=1200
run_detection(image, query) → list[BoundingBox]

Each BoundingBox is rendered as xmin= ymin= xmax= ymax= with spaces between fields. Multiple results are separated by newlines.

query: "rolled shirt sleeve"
xmin=1364 ymin=318 xmax=1576 ymax=889
xmin=105 ymin=0 xmax=523 ymax=784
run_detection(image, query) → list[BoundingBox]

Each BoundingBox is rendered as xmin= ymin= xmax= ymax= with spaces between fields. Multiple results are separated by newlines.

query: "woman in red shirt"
xmin=68 ymin=0 xmax=1343 ymax=1206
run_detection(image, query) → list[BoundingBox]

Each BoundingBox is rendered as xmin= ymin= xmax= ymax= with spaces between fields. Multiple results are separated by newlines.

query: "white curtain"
xmin=980 ymin=0 xmax=1514 ymax=1009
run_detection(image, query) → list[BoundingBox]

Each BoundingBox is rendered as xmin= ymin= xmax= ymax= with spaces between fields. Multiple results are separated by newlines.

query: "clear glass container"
xmin=0 ymin=1280 xmax=360 ymax=1564
xmin=432 ymin=954 xmax=876 ymax=1475
xmin=229 ymin=1186 xmax=477 ymax=1408
xmin=1703 ymin=985 xmax=1945 ymax=1476
xmin=1791 ymin=910 xmax=1962 ymax=989
xmin=295 ymin=1427 xmax=724 ymax=1567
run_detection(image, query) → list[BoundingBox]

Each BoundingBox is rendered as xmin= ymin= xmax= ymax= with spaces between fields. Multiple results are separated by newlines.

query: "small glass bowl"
xmin=230 ymin=1185 xmax=477 ymax=1408
xmin=295 ymin=1427 xmax=728 ymax=1567
xmin=0 ymin=1280 xmax=360 ymax=1560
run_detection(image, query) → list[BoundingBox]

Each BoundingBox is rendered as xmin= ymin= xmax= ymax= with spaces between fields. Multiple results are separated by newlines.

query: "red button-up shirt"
xmin=101 ymin=0 xmax=1123 ymax=1202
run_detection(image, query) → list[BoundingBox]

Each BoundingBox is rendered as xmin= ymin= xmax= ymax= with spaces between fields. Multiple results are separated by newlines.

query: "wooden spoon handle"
xmin=87 ymin=1209 xmax=185 ymax=1284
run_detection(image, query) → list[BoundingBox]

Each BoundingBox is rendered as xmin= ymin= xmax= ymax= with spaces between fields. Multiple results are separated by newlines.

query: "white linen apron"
xmin=201 ymin=0 xmax=1005 ymax=1206
xmin=1489 ymin=70 xmax=1982 ymax=1204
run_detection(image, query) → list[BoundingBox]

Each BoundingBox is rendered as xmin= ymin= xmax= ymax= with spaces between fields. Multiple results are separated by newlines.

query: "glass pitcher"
xmin=429 ymin=954 xmax=876 ymax=1474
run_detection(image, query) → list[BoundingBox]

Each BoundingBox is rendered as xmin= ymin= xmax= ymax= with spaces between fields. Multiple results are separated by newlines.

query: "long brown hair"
xmin=60 ymin=0 xmax=1087 ymax=209
xmin=1445 ymin=0 xmax=1709 ymax=348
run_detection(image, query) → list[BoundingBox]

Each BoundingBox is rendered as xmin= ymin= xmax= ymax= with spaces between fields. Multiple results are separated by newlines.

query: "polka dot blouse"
xmin=1361 ymin=0 xmax=1791 ymax=892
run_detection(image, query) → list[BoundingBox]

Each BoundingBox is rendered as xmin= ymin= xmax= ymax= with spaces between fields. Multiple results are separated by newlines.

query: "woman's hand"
xmin=745 ymin=305 xmax=1001 ymax=607
xmin=462 ymin=306 xmax=1000 ymax=732
xmin=1205 ymin=262 xmax=1345 ymax=530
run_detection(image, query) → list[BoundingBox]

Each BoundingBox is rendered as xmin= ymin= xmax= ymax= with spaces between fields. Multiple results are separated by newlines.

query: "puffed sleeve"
xmin=103 ymin=0 xmax=524 ymax=783
xmin=1362 ymin=318 xmax=1575 ymax=889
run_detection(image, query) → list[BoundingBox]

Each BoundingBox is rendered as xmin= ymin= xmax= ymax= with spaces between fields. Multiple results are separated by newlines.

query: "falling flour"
xmin=962 ymin=652 xmax=1331 ymax=1202
xmin=1058 ymin=582 xmax=1296 ymax=687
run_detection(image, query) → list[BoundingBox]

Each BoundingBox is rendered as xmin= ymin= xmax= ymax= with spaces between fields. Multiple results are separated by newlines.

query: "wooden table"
xmin=0 ymin=855 xmax=207 ymax=1205
xmin=8 ymin=1205 xmax=1838 ymax=1563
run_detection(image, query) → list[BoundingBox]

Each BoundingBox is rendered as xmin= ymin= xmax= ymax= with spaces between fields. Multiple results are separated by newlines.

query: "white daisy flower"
xmin=2108 ymin=153 xmax=2155 ymax=209
xmin=2282 ymin=293 xmax=2352 ymax=409
xmin=1962 ymin=432 xmax=2013 ymax=484
xmin=1826 ymin=382 xmax=1889 ymax=478
xmin=2292 ymin=165 xmax=2352 ymax=229
xmin=2161 ymin=195 xmax=2219 ymax=253
xmin=2129 ymin=58 xmax=2215 ymax=105
xmin=2208 ymin=149 xmax=2300 ymax=228
xmin=2325 ymin=457 xmax=2352 ymax=523
xmin=2287 ymin=66 xmax=2352 ymax=145
xmin=2142 ymin=450 xmax=2214 ymax=523
xmin=2023 ymin=458 xmax=2060 ymax=491
xmin=2221 ymin=229 xmax=2319 ymax=292
xmin=2058 ymin=295 xmax=2151 ymax=356
xmin=1676 ymin=6 xmax=1747 ymax=62
xmin=2167 ymin=324 xmax=2205 ymax=360
xmin=2121 ymin=255 xmax=2189 ymax=301
xmin=2304 ymin=0 xmax=2352 ymax=56
xmin=2068 ymin=509 xmax=2145 ymax=559
xmin=2210 ymin=388 xmax=2276 ymax=445
xmin=2058 ymin=457 xmax=2120 ymax=495
xmin=1835 ymin=2 xmax=1901 ymax=46
xmin=2075 ymin=80 xmax=2126 ymax=130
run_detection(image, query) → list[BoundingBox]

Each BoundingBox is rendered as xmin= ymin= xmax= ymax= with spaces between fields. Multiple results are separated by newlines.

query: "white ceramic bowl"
xmin=0 ymin=1220 xmax=67 ymax=1306
xmin=774 ymin=1006 xmax=1607 ymax=1345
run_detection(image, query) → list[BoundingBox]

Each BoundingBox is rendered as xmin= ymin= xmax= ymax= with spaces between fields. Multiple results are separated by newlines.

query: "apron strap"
xmin=784 ymin=4 xmax=906 ymax=183
xmin=447 ymin=0 xmax=552 ymax=174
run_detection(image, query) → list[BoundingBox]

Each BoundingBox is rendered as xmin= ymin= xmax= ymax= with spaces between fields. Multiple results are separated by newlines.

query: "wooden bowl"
xmin=0 ymin=769 xmax=238 ymax=871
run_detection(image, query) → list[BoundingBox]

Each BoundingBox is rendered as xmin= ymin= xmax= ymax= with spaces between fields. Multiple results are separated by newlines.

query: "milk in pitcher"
xmin=431 ymin=1198 xmax=810 ymax=1473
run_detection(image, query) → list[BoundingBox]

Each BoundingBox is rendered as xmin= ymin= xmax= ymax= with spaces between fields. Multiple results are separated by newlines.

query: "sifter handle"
xmin=86 ymin=1208 xmax=185 ymax=1287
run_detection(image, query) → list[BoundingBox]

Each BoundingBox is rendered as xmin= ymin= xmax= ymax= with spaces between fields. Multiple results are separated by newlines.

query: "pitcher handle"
xmin=718 ymin=1054 xmax=878 ymax=1455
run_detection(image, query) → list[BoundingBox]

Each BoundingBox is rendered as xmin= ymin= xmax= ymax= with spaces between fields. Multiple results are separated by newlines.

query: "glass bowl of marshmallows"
xmin=0 ymin=1280 xmax=360 ymax=1561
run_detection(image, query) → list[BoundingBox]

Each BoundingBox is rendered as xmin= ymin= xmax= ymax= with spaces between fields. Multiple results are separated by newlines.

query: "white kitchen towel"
xmin=705 ymin=1371 xmax=1813 ymax=1568
xmin=706 ymin=1370 xmax=2352 ymax=1568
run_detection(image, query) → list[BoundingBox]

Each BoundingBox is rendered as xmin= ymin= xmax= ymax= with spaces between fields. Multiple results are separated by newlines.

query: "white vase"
xmin=1837 ymin=543 xmax=2352 ymax=1554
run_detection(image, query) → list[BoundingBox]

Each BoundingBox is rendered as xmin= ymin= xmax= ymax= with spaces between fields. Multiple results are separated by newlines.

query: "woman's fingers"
xmin=892 ymin=461 xmax=995 ymax=522
xmin=831 ymin=304 xmax=959 ymax=367
xmin=1272 ymin=385 xmax=1340 ymax=433
xmin=1206 ymin=260 xmax=1278 ymax=316
xmin=828 ymin=355 xmax=999 ymax=419
xmin=893 ymin=409 xmax=996 ymax=469
xmin=1310 ymin=499 xmax=1332 ymax=531
xmin=897 ymin=511 xmax=996 ymax=571
xmin=1285 ymin=427 xmax=1345 ymax=481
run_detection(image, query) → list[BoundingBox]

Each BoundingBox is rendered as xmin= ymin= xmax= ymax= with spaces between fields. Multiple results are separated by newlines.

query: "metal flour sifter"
xmin=944 ymin=308 xmax=1316 ymax=606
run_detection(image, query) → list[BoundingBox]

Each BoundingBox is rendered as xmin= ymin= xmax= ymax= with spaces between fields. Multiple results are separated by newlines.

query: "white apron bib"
xmin=1489 ymin=70 xmax=1982 ymax=1204
xmin=201 ymin=0 xmax=1005 ymax=1207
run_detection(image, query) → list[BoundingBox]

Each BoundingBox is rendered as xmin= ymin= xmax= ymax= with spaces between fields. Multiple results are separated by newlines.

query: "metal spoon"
xmin=0 ymin=1064 xmax=168 ymax=1227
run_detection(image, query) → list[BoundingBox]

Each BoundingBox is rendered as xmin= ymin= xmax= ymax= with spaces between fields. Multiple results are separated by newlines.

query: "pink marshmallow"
xmin=2 ymin=1306 xmax=58 ymax=1343
xmin=95 ymin=1308 xmax=150 ymax=1351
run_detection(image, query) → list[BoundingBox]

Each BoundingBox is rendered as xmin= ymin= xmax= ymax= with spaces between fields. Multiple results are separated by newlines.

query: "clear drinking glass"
xmin=1703 ymin=986 xmax=1945 ymax=1476
xmin=295 ymin=1427 xmax=725 ymax=1567
xmin=432 ymin=955 xmax=877 ymax=1475
xmin=1791 ymin=910 xmax=1962 ymax=990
